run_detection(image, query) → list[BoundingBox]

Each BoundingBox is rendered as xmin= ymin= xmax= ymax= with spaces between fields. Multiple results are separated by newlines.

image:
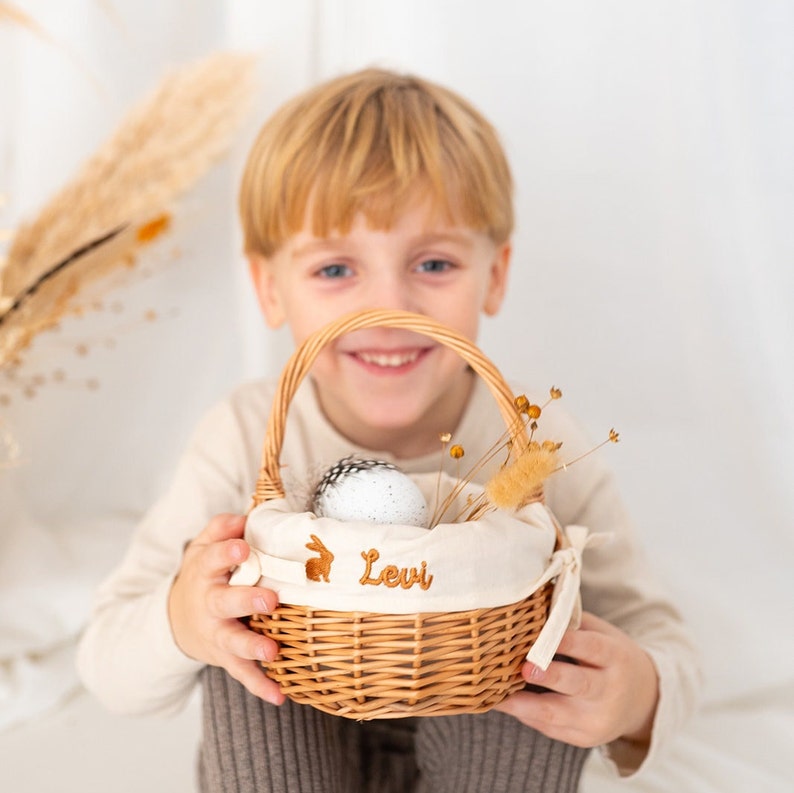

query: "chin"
xmin=357 ymin=407 xmax=427 ymax=433
xmin=352 ymin=398 xmax=436 ymax=433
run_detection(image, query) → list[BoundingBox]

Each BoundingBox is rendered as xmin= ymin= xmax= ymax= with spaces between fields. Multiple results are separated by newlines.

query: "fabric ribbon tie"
xmin=229 ymin=549 xmax=305 ymax=587
xmin=524 ymin=525 xmax=609 ymax=670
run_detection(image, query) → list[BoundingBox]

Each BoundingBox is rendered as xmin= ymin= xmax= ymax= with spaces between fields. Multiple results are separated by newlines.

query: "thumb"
xmin=198 ymin=513 xmax=247 ymax=544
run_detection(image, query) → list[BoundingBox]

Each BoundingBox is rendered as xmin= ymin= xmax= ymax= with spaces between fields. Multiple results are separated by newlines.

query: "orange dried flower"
xmin=449 ymin=444 xmax=465 ymax=459
xmin=136 ymin=213 xmax=171 ymax=244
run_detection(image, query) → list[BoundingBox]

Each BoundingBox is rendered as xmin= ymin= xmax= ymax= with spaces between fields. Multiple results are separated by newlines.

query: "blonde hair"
xmin=240 ymin=68 xmax=513 ymax=257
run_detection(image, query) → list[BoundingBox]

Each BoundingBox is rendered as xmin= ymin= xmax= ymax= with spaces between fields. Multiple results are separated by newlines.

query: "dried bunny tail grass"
xmin=484 ymin=443 xmax=559 ymax=510
xmin=0 ymin=51 xmax=258 ymax=302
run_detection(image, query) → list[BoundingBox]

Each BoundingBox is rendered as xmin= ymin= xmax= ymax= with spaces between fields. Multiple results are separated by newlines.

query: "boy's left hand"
xmin=495 ymin=612 xmax=659 ymax=749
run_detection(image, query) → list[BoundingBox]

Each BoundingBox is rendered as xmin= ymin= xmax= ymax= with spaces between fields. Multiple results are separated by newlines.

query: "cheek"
xmin=433 ymin=346 xmax=472 ymax=383
xmin=304 ymin=345 xmax=342 ymax=384
xmin=282 ymin=301 xmax=337 ymax=346
xmin=432 ymin=290 xmax=485 ymax=338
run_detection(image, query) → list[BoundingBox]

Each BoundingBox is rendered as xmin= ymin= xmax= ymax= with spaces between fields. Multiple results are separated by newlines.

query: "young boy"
xmin=77 ymin=68 xmax=699 ymax=792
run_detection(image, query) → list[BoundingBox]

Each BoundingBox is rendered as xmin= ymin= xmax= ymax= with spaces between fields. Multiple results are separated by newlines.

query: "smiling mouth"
xmin=352 ymin=349 xmax=426 ymax=369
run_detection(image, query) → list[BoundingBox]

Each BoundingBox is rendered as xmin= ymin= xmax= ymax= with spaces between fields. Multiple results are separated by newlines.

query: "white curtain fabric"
xmin=0 ymin=1 xmax=791 ymax=791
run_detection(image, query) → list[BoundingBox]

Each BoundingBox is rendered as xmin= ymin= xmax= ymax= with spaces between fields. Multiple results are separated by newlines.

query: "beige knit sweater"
xmin=77 ymin=376 xmax=700 ymax=777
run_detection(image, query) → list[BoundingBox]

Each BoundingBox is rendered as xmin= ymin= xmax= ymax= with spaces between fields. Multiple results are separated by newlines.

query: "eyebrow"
xmin=291 ymin=238 xmax=344 ymax=258
xmin=414 ymin=230 xmax=475 ymax=248
xmin=291 ymin=230 xmax=475 ymax=259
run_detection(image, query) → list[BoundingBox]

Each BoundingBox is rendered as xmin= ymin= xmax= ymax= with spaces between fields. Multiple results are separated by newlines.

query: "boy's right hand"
xmin=168 ymin=513 xmax=286 ymax=705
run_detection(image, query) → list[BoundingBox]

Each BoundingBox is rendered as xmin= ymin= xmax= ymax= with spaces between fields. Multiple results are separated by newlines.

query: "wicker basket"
xmin=248 ymin=309 xmax=564 ymax=720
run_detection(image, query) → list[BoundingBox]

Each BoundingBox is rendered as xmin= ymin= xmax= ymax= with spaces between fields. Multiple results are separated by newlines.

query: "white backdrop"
xmin=1 ymin=1 xmax=792 ymax=791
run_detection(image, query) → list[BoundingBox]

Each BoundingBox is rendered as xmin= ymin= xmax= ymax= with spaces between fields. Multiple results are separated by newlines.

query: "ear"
xmin=482 ymin=242 xmax=512 ymax=316
xmin=247 ymin=254 xmax=286 ymax=328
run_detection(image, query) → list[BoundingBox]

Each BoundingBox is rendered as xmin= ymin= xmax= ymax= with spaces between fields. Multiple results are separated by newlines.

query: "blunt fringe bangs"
xmin=240 ymin=69 xmax=513 ymax=257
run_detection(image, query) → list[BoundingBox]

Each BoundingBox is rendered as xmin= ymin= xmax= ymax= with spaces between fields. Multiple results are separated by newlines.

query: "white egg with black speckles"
xmin=313 ymin=458 xmax=428 ymax=527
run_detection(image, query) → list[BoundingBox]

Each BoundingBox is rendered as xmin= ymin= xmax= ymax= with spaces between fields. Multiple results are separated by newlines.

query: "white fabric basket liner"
xmin=232 ymin=473 xmax=603 ymax=668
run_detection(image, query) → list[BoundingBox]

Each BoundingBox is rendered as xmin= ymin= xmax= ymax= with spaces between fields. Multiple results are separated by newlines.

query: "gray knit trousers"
xmin=199 ymin=666 xmax=589 ymax=793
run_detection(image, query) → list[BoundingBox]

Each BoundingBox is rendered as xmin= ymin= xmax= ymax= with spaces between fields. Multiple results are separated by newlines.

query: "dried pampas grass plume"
xmin=0 ymin=3 xmax=102 ymax=89
xmin=0 ymin=51 xmax=258 ymax=368
xmin=0 ymin=2 xmax=46 ymax=34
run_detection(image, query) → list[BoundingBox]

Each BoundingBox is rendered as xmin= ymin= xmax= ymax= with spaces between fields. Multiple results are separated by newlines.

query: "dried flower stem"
xmin=429 ymin=413 xmax=527 ymax=527
xmin=434 ymin=432 xmax=451 ymax=518
xmin=553 ymin=431 xmax=619 ymax=473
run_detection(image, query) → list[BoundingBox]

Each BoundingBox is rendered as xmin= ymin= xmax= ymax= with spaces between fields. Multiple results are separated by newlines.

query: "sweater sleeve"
xmin=76 ymin=390 xmax=264 ymax=715
xmin=542 ymin=409 xmax=701 ymax=777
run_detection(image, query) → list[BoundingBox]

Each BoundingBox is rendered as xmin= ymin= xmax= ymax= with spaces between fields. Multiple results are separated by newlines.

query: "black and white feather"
xmin=312 ymin=456 xmax=428 ymax=527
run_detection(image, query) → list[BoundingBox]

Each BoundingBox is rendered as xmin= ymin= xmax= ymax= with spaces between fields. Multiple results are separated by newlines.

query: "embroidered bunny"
xmin=305 ymin=534 xmax=334 ymax=583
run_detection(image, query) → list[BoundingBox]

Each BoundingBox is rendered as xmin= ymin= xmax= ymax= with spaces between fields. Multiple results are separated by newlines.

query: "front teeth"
xmin=357 ymin=350 xmax=421 ymax=367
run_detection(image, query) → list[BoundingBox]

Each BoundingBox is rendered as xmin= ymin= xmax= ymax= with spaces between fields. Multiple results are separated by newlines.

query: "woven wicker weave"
xmin=248 ymin=309 xmax=562 ymax=719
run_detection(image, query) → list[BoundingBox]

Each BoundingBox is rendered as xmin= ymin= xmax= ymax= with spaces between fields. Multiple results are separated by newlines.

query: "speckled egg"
xmin=312 ymin=457 xmax=428 ymax=527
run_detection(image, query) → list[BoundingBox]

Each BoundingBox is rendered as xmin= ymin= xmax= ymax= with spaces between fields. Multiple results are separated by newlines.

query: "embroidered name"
xmin=359 ymin=548 xmax=433 ymax=590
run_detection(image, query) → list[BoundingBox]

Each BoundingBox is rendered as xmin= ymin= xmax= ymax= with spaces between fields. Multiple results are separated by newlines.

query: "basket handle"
xmin=252 ymin=309 xmax=531 ymax=506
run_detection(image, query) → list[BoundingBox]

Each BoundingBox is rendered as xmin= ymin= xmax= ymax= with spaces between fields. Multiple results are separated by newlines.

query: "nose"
xmin=366 ymin=272 xmax=420 ymax=313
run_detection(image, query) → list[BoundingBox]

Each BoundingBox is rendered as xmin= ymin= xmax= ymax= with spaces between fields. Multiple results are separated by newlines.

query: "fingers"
xmin=521 ymin=657 xmax=599 ymax=699
xmin=198 ymin=513 xmax=247 ymax=543
xmin=551 ymin=611 xmax=618 ymax=669
xmin=577 ymin=611 xmax=623 ymax=636
xmin=217 ymin=619 xmax=279 ymax=663
xmin=553 ymin=630 xmax=609 ymax=669
xmin=225 ymin=656 xmax=286 ymax=706
xmin=501 ymin=612 xmax=660 ymax=748
xmin=187 ymin=516 xmax=250 ymax=580
xmin=495 ymin=691 xmax=591 ymax=747
xmin=520 ymin=611 xmax=621 ymax=693
xmin=169 ymin=513 xmax=290 ymax=709
xmin=207 ymin=584 xmax=279 ymax=620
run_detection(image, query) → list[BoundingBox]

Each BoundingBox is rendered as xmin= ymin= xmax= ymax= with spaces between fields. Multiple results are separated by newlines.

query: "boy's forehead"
xmin=299 ymin=194 xmax=475 ymax=241
xmin=291 ymin=214 xmax=481 ymax=253
xmin=290 ymin=224 xmax=479 ymax=254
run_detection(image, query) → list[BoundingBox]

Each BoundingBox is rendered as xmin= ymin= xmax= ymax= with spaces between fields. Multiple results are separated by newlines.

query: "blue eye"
xmin=417 ymin=259 xmax=452 ymax=273
xmin=318 ymin=263 xmax=352 ymax=279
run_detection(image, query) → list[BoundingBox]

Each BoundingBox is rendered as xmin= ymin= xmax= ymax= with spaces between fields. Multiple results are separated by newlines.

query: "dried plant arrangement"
xmin=0 ymin=50 xmax=258 ymax=370
xmin=308 ymin=388 xmax=618 ymax=533
xmin=430 ymin=388 xmax=619 ymax=526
